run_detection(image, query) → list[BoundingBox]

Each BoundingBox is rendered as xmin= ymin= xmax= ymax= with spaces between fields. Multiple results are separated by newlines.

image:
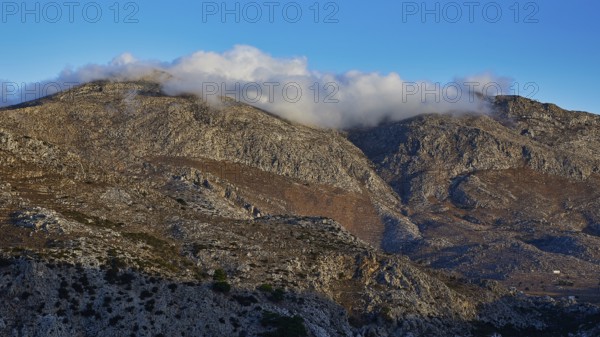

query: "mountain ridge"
xmin=0 ymin=80 xmax=599 ymax=336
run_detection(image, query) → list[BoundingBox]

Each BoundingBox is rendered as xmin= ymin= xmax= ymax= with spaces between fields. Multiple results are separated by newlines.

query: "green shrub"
xmin=144 ymin=299 xmax=155 ymax=312
xmin=270 ymin=288 xmax=286 ymax=302
xmin=260 ymin=311 xmax=307 ymax=337
xmin=139 ymin=290 xmax=153 ymax=300
xmin=257 ymin=284 xmax=285 ymax=301
xmin=0 ymin=257 xmax=14 ymax=267
xmin=121 ymin=232 xmax=169 ymax=250
xmin=557 ymin=280 xmax=574 ymax=286
xmin=213 ymin=269 xmax=227 ymax=282
xmin=58 ymin=281 xmax=70 ymax=300
xmin=233 ymin=294 xmax=258 ymax=306
xmin=212 ymin=281 xmax=231 ymax=293
xmin=108 ymin=315 xmax=124 ymax=326
xmin=62 ymin=210 xmax=123 ymax=229
xmin=258 ymin=283 xmax=274 ymax=292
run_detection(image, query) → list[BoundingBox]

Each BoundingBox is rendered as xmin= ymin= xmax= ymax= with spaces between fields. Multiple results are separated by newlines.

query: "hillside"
xmin=0 ymin=81 xmax=599 ymax=336
xmin=348 ymin=95 xmax=600 ymax=303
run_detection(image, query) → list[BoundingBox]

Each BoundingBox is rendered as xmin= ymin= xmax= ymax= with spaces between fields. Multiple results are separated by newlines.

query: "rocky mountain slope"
xmin=0 ymin=81 xmax=419 ymax=247
xmin=348 ymin=96 xmax=600 ymax=302
xmin=0 ymin=81 xmax=599 ymax=336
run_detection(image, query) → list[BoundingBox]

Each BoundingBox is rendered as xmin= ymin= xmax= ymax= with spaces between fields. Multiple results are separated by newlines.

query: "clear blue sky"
xmin=1 ymin=0 xmax=599 ymax=113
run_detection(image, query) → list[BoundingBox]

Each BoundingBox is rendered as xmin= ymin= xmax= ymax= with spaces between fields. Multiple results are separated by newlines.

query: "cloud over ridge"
xmin=1 ymin=45 xmax=511 ymax=129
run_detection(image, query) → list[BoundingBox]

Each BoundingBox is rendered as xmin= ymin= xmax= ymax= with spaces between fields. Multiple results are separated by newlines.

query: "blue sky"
xmin=1 ymin=0 xmax=599 ymax=113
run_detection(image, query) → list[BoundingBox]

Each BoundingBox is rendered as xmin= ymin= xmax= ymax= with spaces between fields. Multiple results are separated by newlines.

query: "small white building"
xmin=553 ymin=270 xmax=561 ymax=274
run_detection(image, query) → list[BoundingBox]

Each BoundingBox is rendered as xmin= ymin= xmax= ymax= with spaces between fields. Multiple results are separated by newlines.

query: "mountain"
xmin=0 ymin=80 xmax=418 ymax=247
xmin=0 ymin=80 xmax=599 ymax=336
xmin=347 ymin=95 xmax=600 ymax=301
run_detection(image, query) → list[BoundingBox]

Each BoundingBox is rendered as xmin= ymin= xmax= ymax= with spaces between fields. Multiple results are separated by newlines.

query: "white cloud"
xmin=1 ymin=45 xmax=510 ymax=129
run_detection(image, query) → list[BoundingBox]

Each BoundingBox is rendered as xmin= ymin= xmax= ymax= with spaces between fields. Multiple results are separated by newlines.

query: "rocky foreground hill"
xmin=0 ymin=80 xmax=599 ymax=336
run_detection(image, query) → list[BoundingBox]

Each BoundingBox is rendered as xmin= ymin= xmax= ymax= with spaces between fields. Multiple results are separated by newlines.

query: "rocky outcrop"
xmin=11 ymin=207 xmax=79 ymax=234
